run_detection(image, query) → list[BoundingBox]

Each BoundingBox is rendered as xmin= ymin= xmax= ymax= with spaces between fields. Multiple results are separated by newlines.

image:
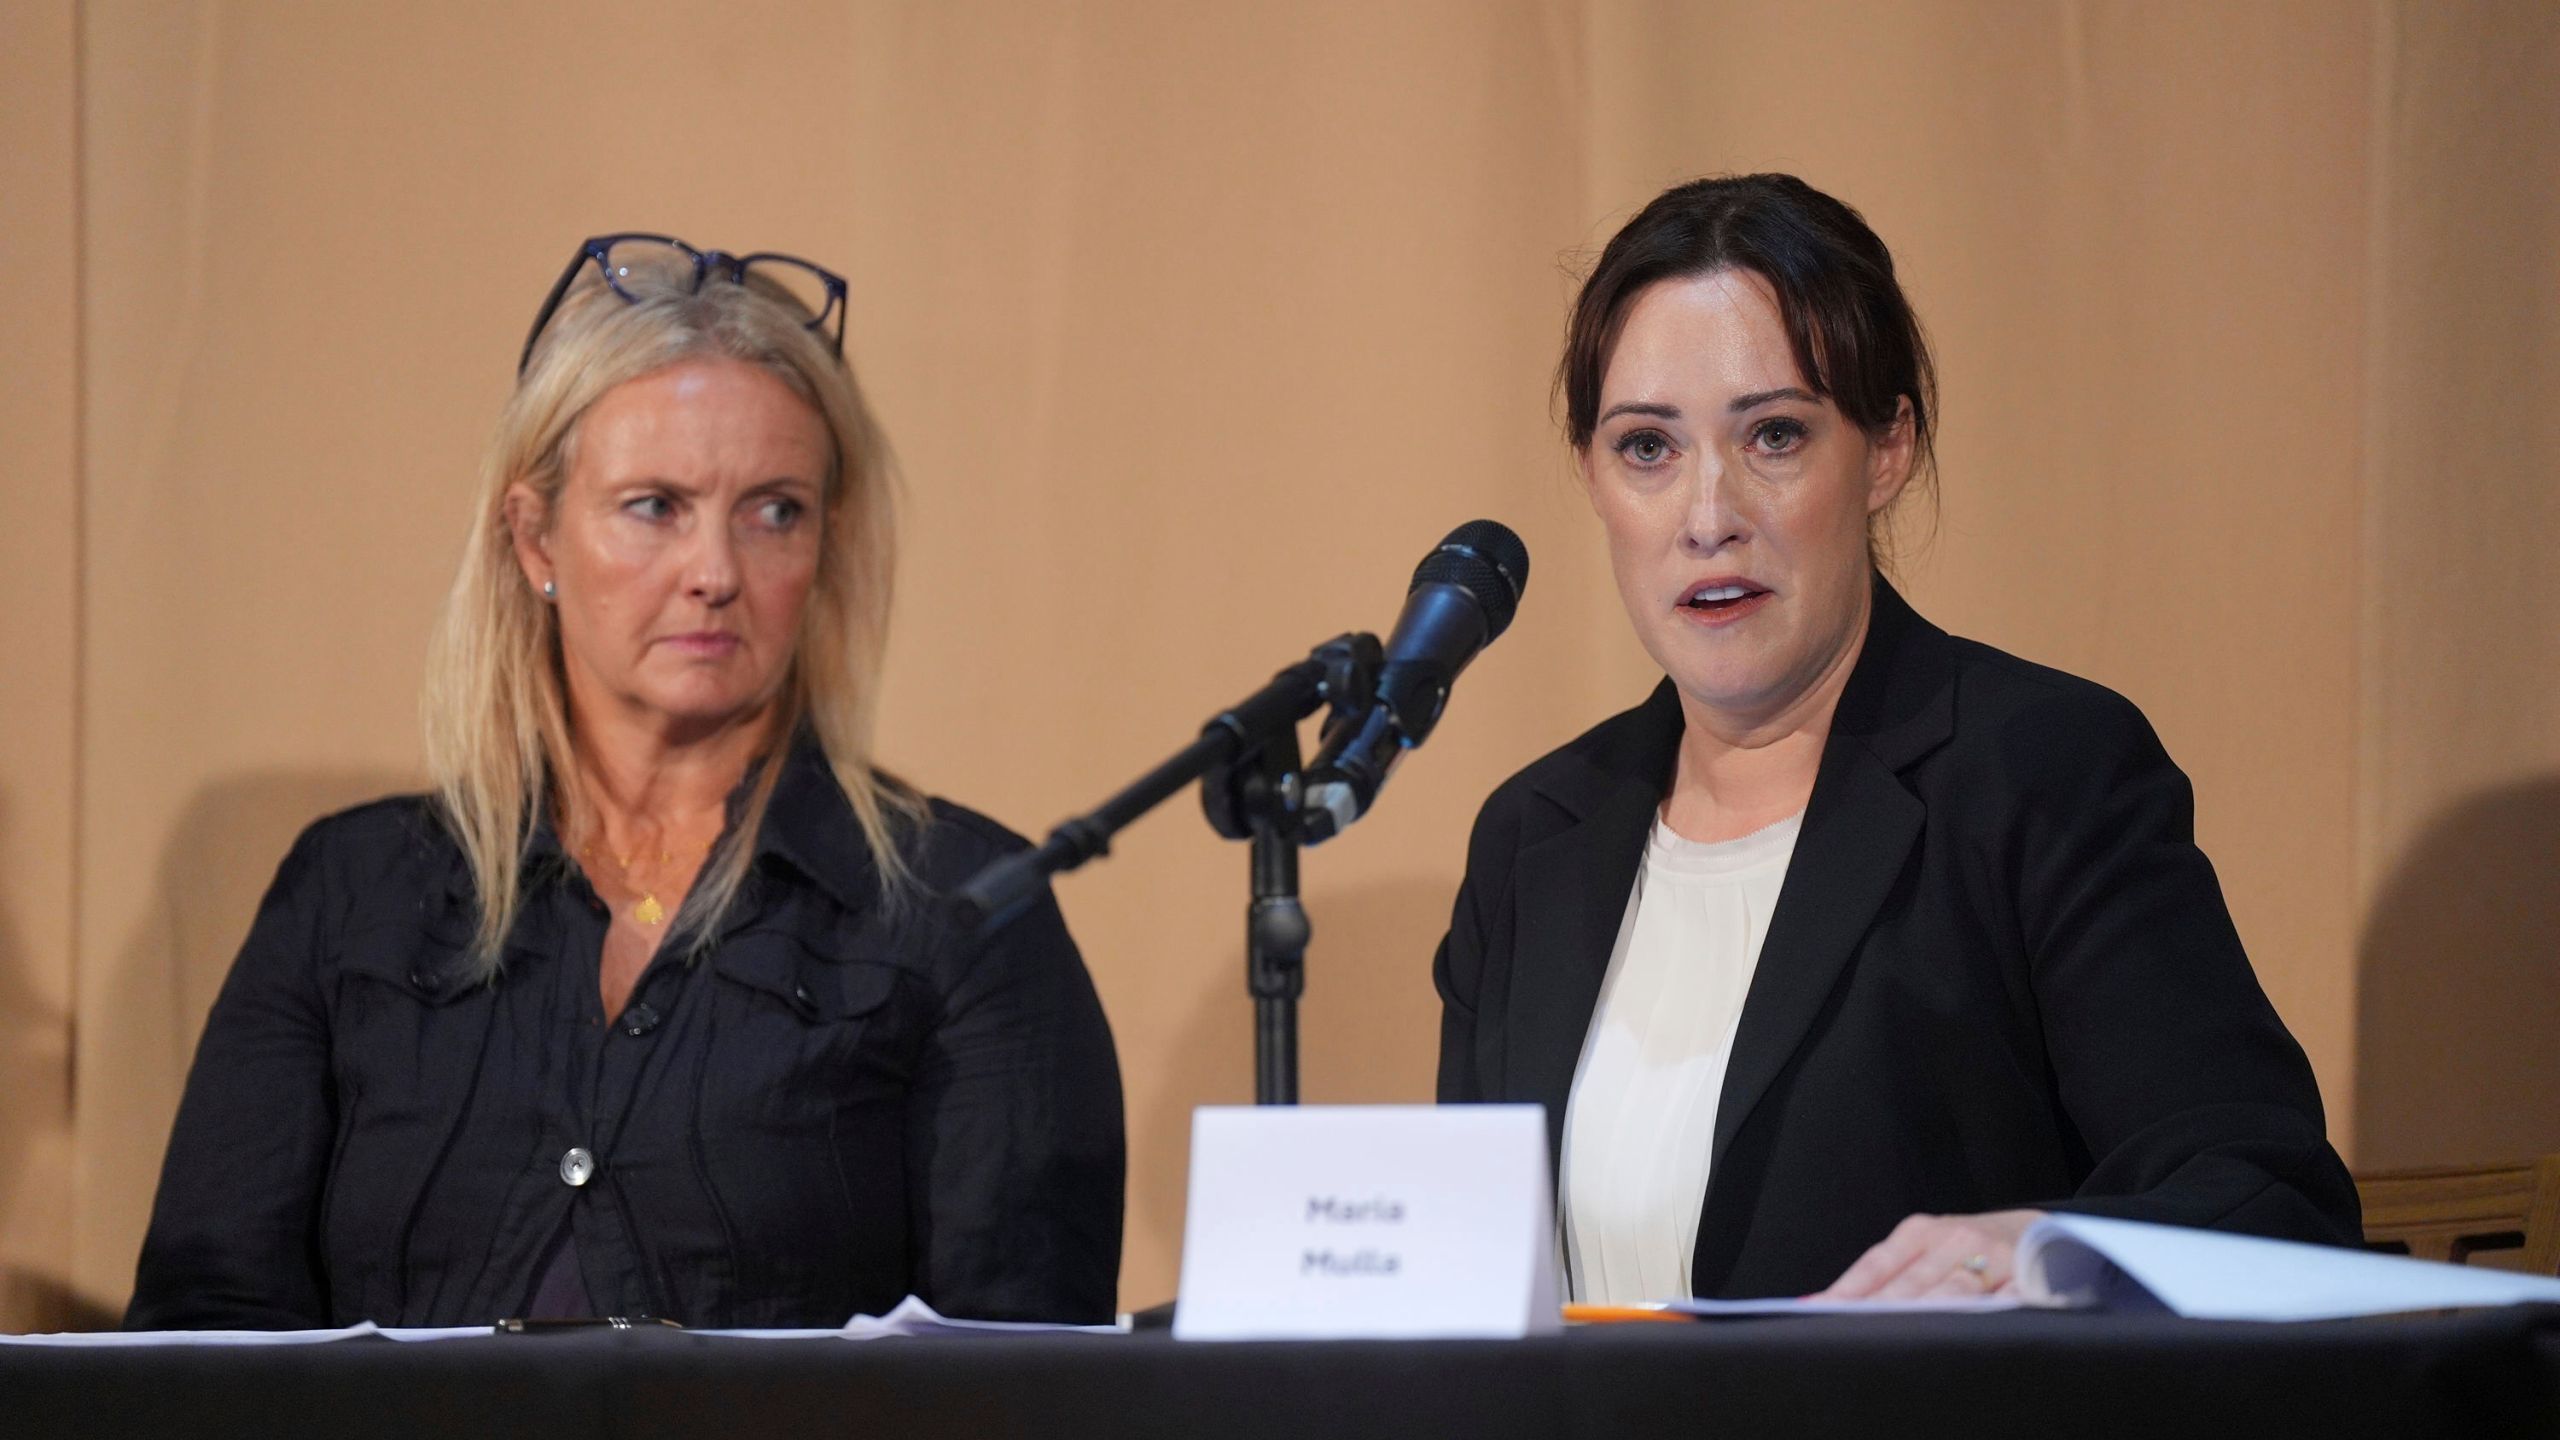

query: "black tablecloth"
xmin=7 ymin=1307 xmax=2558 ymax=1440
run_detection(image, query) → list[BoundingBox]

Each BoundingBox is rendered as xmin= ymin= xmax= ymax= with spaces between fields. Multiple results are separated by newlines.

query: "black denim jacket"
xmin=125 ymin=739 xmax=1124 ymax=1329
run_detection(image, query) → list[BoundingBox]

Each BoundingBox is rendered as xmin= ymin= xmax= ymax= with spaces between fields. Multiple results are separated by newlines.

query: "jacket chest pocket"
xmin=702 ymin=931 xmax=910 ymax=1128
xmin=328 ymin=928 xmax=489 ymax=1122
xmin=321 ymin=929 xmax=493 ymax=1288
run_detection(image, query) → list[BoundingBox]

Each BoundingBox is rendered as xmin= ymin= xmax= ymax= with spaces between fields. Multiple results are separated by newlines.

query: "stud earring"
xmin=542 ymin=580 xmax=557 ymax=600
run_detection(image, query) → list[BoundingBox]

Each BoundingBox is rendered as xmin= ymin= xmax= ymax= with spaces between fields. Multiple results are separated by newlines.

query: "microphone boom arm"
xmin=950 ymin=638 xmax=1373 ymax=933
xmin=947 ymin=515 xmax=1526 ymax=1106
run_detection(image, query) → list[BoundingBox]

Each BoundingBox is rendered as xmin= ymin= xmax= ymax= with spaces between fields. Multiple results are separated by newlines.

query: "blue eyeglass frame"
xmin=516 ymin=231 xmax=850 ymax=375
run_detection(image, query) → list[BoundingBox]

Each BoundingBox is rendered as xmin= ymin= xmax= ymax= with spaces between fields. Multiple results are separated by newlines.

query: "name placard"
xmin=1172 ymin=1104 xmax=1558 ymax=1341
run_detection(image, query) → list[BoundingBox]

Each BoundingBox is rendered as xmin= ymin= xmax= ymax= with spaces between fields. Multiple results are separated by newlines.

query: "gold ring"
xmin=1961 ymin=1254 xmax=1992 ymax=1284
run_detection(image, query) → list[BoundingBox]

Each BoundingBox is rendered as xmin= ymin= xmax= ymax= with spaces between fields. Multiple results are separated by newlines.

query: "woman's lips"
xmin=660 ymin=631 xmax=742 ymax=656
xmin=1674 ymin=586 xmax=1772 ymax=629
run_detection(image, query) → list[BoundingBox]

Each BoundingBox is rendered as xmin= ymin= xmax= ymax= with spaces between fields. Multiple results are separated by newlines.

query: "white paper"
xmin=1665 ymin=1294 xmax=2030 ymax=1316
xmin=0 ymin=1323 xmax=489 ymax=1347
xmin=2018 ymin=1212 xmax=2560 ymax=1321
xmin=697 ymin=1295 xmax=1124 ymax=1340
xmin=1173 ymin=1104 xmax=1560 ymax=1341
xmin=6 ymin=1296 xmax=1117 ymax=1346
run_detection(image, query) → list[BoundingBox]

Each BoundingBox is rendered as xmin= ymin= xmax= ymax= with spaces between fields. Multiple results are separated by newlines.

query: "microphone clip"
xmin=1198 ymin=632 xmax=1381 ymax=845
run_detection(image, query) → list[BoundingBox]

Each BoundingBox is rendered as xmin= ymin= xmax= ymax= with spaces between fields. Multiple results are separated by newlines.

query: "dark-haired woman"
xmin=1433 ymin=174 xmax=2356 ymax=1304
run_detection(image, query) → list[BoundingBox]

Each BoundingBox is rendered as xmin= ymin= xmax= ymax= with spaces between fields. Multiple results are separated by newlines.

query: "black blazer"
xmin=128 ymin=737 xmax=1124 ymax=1329
xmin=1435 ymin=578 xmax=2358 ymax=1299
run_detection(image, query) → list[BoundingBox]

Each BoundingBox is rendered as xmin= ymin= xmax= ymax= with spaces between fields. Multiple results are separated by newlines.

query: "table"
xmin=7 ymin=1307 xmax=2558 ymax=1439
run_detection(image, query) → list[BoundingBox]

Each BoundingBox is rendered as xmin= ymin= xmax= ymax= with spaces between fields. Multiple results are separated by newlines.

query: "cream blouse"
xmin=1559 ymin=809 xmax=1803 ymax=1305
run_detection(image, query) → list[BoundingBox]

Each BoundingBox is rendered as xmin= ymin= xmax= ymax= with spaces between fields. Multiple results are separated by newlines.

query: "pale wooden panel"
xmin=54 ymin=0 xmax=2555 ymax=1324
xmin=846 ymin=0 xmax=1590 ymax=1307
xmin=2354 ymin=0 xmax=2560 ymax=1169
xmin=0 ymin=0 xmax=85 ymax=1333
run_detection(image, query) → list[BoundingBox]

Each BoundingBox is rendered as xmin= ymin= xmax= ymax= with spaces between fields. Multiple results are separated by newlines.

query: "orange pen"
xmin=1561 ymin=1303 xmax=1694 ymax=1324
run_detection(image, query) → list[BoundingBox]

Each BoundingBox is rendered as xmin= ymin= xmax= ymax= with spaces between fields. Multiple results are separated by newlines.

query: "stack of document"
xmin=1666 ymin=1214 xmax=2560 ymax=1321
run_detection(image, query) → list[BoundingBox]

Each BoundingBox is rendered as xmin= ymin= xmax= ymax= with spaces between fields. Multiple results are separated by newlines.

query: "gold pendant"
xmin=634 ymin=893 xmax=666 ymax=926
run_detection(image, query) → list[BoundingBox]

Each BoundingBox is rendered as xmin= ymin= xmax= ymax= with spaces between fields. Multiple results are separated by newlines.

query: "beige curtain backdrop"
xmin=1 ymin=0 xmax=2552 ymax=1327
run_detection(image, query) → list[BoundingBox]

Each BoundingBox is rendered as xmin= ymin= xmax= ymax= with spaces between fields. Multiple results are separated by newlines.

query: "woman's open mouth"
xmin=1676 ymin=580 xmax=1771 ymax=627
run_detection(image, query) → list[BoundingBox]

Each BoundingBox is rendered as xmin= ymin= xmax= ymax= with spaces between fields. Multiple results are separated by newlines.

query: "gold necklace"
xmin=586 ymin=839 xmax=710 ymax=927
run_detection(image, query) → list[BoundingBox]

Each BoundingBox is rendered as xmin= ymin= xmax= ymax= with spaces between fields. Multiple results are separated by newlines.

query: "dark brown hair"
xmin=1559 ymin=174 xmax=1937 ymax=559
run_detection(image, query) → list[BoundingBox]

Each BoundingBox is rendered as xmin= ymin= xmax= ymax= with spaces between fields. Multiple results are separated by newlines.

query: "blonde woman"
xmin=127 ymin=235 xmax=1123 ymax=1329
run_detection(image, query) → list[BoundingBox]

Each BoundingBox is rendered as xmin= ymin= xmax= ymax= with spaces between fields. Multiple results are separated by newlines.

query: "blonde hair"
xmin=422 ymin=262 xmax=922 ymax=976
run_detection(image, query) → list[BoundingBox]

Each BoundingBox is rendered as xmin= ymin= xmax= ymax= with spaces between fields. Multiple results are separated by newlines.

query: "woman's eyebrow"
xmin=1597 ymin=400 xmax=1682 ymax=425
xmin=1729 ymin=386 xmax=1819 ymax=412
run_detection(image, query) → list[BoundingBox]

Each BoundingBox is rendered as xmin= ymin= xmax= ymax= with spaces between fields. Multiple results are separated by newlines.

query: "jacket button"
xmin=621 ymin=1003 xmax=661 ymax=1037
xmin=410 ymin=969 xmax=440 ymax=994
xmin=559 ymin=1147 xmax=596 ymax=1187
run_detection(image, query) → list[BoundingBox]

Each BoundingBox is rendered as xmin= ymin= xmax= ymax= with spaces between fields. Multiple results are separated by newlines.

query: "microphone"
xmin=1296 ymin=520 xmax=1529 ymax=843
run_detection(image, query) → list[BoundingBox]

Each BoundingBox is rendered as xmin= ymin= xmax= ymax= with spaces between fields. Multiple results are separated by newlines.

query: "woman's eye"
xmin=754 ymin=497 xmax=806 ymax=530
xmin=1614 ymin=430 xmax=1674 ymax=466
xmin=624 ymin=494 xmax=675 ymax=522
xmin=1749 ymin=417 xmax=1809 ymax=454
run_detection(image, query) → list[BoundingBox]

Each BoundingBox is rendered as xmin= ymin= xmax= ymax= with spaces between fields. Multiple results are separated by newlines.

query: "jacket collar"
xmin=1522 ymin=573 xmax=1955 ymax=822
xmin=747 ymin=729 xmax=886 ymax=922
xmin=1821 ymin=571 xmax=1957 ymax=774
xmin=432 ymin=727 xmax=886 ymax=945
xmin=1502 ymin=574 xmax=1958 ymax=1203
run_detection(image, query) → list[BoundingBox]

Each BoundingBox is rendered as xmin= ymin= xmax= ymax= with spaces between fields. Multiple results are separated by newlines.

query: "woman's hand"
xmin=1811 ymin=1209 xmax=2047 ymax=1299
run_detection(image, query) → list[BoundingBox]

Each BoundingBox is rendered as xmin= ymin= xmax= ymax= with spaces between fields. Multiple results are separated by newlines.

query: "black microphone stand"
xmin=1201 ymin=722 xmax=1308 ymax=1104
xmin=951 ymin=635 xmax=1382 ymax=1105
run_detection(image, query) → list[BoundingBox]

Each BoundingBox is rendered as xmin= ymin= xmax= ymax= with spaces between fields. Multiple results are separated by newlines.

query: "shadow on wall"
xmin=2354 ymin=775 xmax=2560 ymax=1170
xmin=1127 ymin=876 xmax=1451 ymax=1306
xmin=84 ymin=769 xmax=412 ymax=1324
xmin=0 ymin=794 xmax=106 ymax=1332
